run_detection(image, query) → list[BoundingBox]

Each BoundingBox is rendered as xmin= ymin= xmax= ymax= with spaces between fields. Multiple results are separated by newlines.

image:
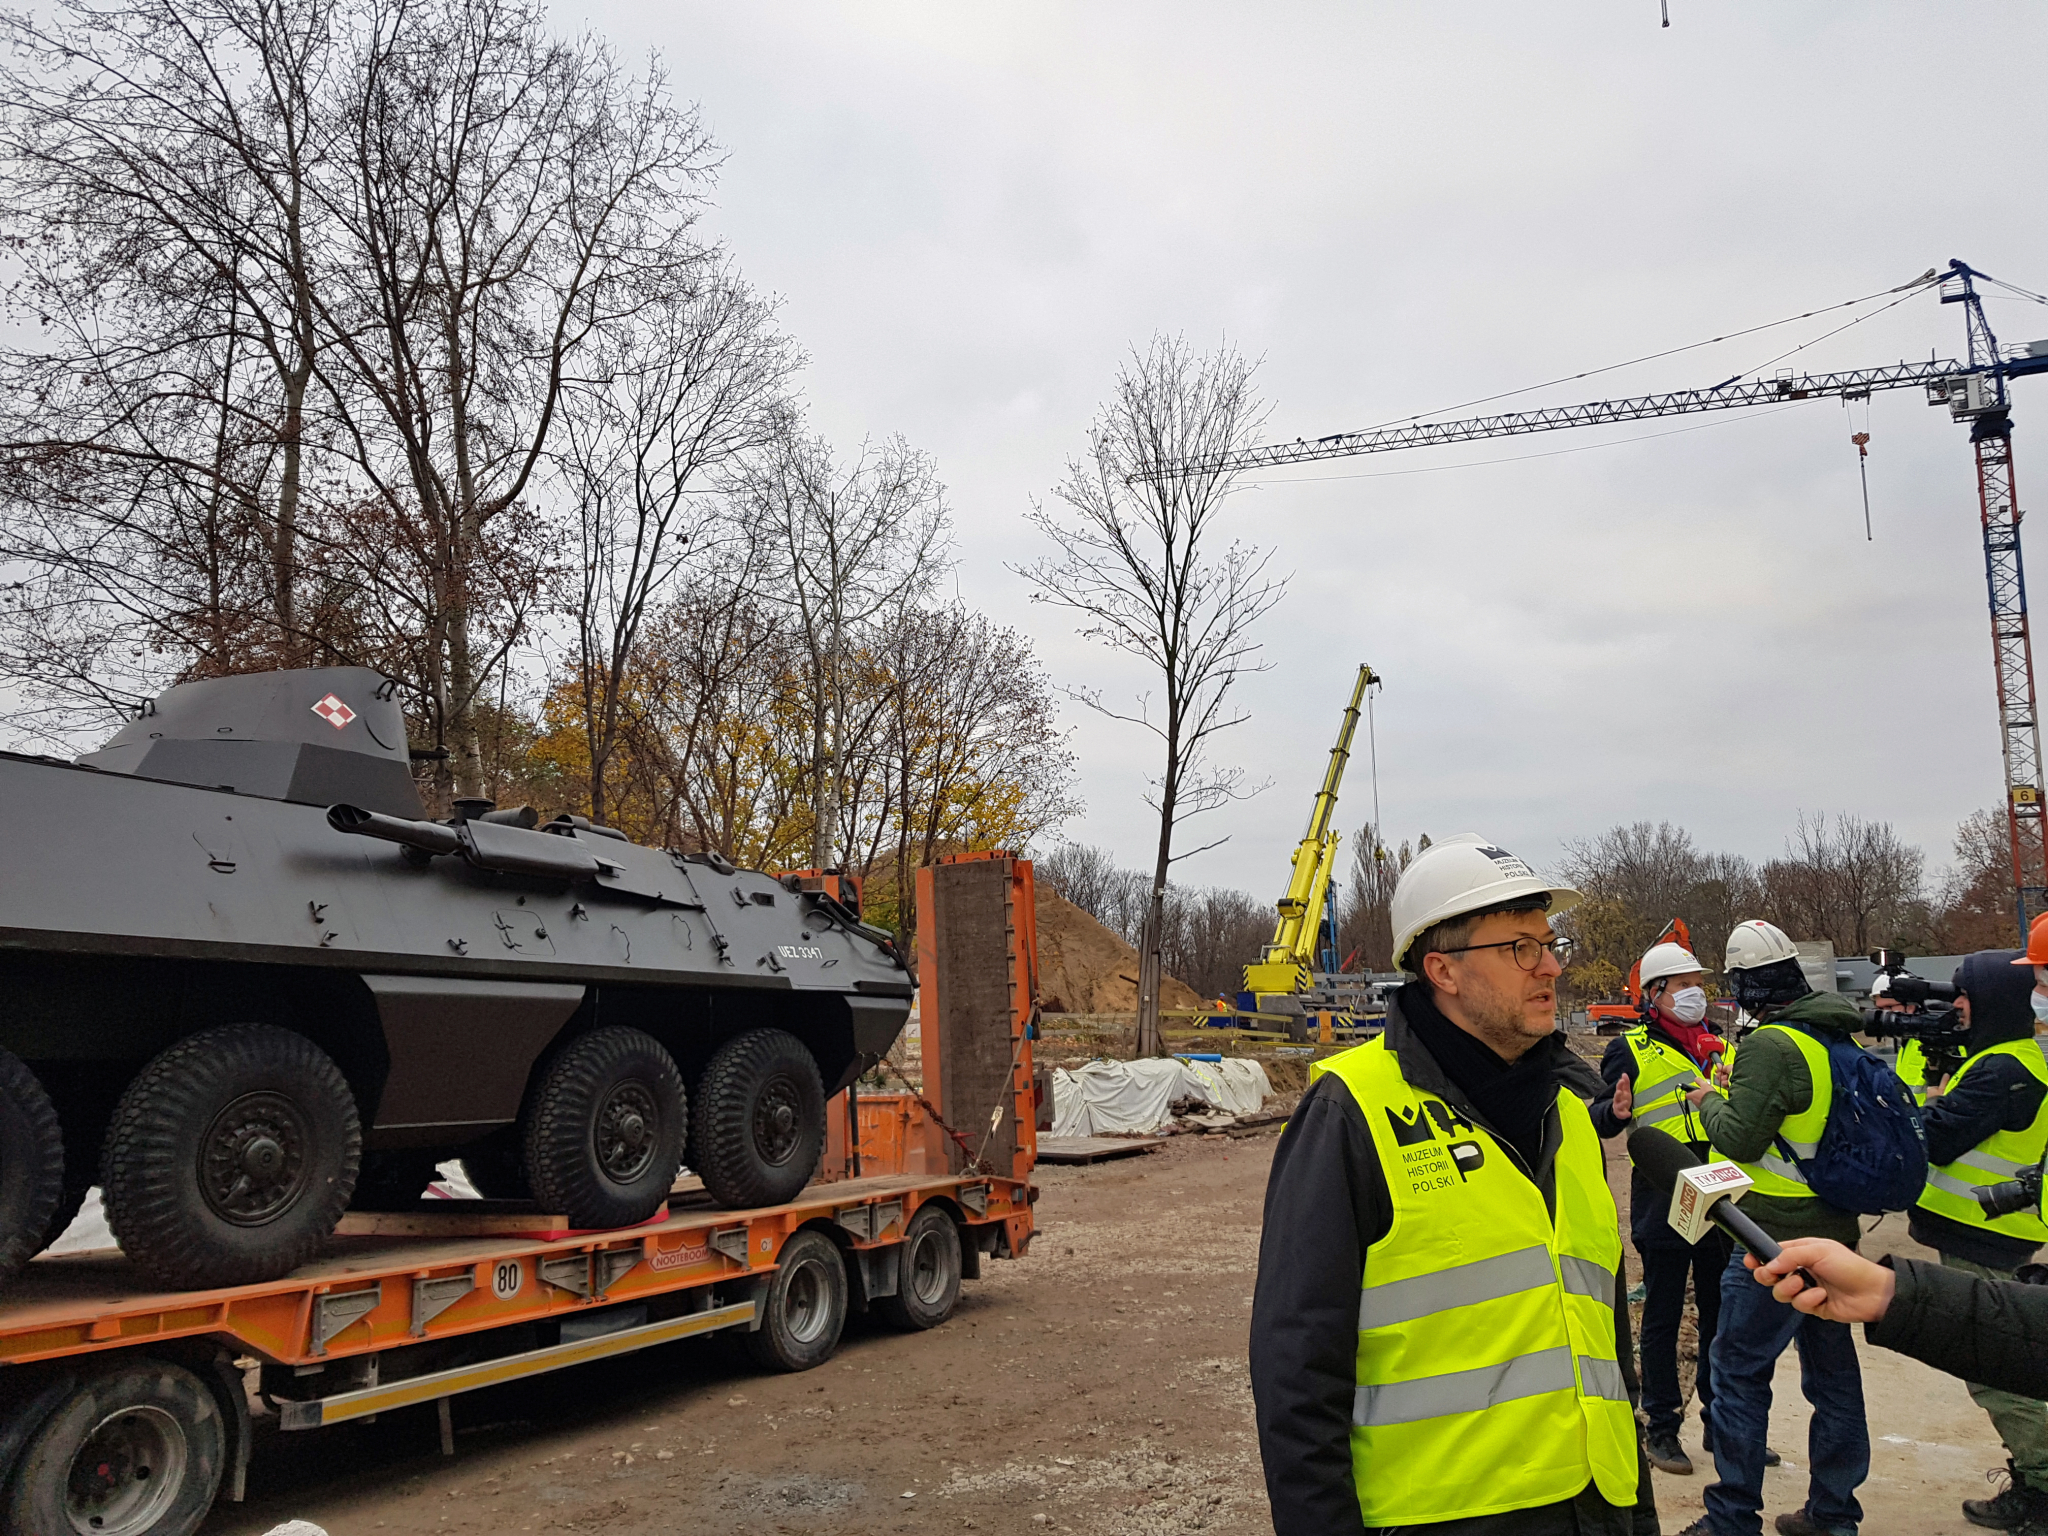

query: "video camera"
xmin=1861 ymin=947 xmax=1970 ymax=1080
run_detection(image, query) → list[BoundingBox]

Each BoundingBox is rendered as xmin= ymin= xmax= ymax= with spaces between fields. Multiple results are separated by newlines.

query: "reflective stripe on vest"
xmin=1896 ymin=1039 xmax=1931 ymax=1109
xmin=1623 ymin=1025 xmax=1708 ymax=1145
xmin=1721 ymin=1023 xmax=1834 ymax=1198
xmin=1915 ymin=1037 xmax=2048 ymax=1242
xmin=1316 ymin=1038 xmax=1639 ymax=1526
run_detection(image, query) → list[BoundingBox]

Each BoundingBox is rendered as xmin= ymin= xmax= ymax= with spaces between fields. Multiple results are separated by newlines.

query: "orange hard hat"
xmin=2014 ymin=913 xmax=2048 ymax=965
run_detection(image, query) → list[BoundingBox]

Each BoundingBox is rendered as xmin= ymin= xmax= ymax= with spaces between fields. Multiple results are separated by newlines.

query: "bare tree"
xmin=310 ymin=0 xmax=720 ymax=800
xmin=1933 ymin=807 xmax=2018 ymax=953
xmin=1017 ymin=336 xmax=1282 ymax=1056
xmin=1340 ymin=825 xmax=1422 ymax=973
xmin=739 ymin=429 xmax=950 ymax=869
xmin=1035 ymin=843 xmax=1135 ymax=927
xmin=1759 ymin=811 xmax=1927 ymax=956
xmin=0 ymin=0 xmax=342 ymax=720
xmin=871 ymin=601 xmax=1079 ymax=933
xmin=1554 ymin=821 xmax=1762 ymax=995
xmin=555 ymin=274 xmax=797 ymax=823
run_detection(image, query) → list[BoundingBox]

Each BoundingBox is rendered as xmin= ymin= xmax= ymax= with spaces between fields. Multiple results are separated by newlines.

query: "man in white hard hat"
xmin=1678 ymin=920 xmax=1869 ymax=1536
xmin=1591 ymin=939 xmax=1742 ymax=1479
xmin=1250 ymin=834 xmax=1655 ymax=1536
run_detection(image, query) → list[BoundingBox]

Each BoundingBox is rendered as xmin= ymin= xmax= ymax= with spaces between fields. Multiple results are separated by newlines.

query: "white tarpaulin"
xmin=1050 ymin=1056 xmax=1271 ymax=1137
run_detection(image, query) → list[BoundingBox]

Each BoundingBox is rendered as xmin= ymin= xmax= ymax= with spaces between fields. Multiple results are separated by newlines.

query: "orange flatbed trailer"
xmin=0 ymin=852 xmax=1044 ymax=1536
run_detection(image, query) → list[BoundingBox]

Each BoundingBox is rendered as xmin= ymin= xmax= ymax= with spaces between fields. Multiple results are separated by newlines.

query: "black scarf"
xmin=1401 ymin=983 xmax=1561 ymax=1176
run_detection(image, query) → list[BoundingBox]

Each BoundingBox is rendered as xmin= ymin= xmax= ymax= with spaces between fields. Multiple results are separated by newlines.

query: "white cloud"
xmin=577 ymin=0 xmax=2048 ymax=897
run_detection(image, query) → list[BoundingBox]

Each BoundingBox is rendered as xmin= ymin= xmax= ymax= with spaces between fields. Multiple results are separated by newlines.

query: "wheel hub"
xmin=752 ymin=1075 xmax=803 ymax=1167
xmin=64 ymin=1405 xmax=187 ymax=1536
xmin=199 ymin=1091 xmax=311 ymax=1227
xmin=594 ymin=1082 xmax=660 ymax=1184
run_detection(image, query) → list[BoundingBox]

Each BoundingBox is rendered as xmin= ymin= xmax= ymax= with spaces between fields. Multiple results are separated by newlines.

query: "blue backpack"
xmin=1775 ymin=1022 xmax=1928 ymax=1214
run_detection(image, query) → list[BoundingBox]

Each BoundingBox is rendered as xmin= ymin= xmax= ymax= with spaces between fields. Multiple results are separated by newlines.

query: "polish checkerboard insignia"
xmin=312 ymin=693 xmax=356 ymax=729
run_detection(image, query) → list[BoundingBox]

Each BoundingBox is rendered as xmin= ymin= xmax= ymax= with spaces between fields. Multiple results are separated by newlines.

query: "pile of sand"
xmin=1034 ymin=887 xmax=1207 ymax=1014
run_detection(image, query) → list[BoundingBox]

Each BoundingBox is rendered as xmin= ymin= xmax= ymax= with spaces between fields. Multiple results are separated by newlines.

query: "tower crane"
xmin=1158 ymin=260 xmax=2048 ymax=938
xmin=1242 ymin=663 xmax=1379 ymax=1028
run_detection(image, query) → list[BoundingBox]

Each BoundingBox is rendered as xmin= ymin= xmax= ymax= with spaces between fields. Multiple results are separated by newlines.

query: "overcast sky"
xmin=576 ymin=0 xmax=2048 ymax=898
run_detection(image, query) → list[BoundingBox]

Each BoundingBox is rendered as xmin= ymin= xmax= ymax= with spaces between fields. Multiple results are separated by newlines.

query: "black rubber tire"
xmin=102 ymin=1024 xmax=361 ymax=1290
xmin=0 ymin=1355 xmax=224 ymax=1536
xmin=521 ymin=1027 xmax=686 ymax=1230
xmin=874 ymin=1204 xmax=963 ymax=1331
xmin=742 ymin=1228 xmax=847 ymax=1372
xmin=691 ymin=1028 xmax=825 ymax=1210
xmin=348 ymin=1150 xmax=443 ymax=1211
xmin=0 ymin=1047 xmax=63 ymax=1289
xmin=458 ymin=1134 xmax=532 ymax=1201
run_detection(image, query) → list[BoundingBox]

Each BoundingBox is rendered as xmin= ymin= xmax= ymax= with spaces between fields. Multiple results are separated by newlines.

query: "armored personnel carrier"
xmin=0 ymin=668 xmax=912 ymax=1292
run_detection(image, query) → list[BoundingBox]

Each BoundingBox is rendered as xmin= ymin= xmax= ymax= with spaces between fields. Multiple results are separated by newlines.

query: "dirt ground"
xmin=203 ymin=1130 xmax=2020 ymax=1536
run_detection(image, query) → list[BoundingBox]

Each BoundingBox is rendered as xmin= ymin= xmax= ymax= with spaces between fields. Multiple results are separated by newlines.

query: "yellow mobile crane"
xmin=1241 ymin=664 xmax=1379 ymax=1031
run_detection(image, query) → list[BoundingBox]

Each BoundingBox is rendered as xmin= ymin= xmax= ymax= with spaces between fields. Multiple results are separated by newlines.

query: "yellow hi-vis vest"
xmin=1312 ymin=1038 xmax=1638 ymax=1526
xmin=1916 ymin=1037 xmax=2048 ymax=1243
xmin=1896 ymin=1039 xmax=1931 ymax=1108
xmin=1622 ymin=1024 xmax=1709 ymax=1144
xmin=1721 ymin=1023 xmax=1835 ymax=1198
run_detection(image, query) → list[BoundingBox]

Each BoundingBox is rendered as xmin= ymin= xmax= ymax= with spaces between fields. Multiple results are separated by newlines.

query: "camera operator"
xmin=1744 ymin=1238 xmax=2048 ymax=1406
xmin=1900 ymin=947 xmax=2048 ymax=1530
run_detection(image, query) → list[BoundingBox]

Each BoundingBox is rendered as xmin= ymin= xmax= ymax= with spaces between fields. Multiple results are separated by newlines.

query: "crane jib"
xmin=1171 ymin=256 xmax=2048 ymax=941
xmin=1155 ymin=359 xmax=1987 ymax=478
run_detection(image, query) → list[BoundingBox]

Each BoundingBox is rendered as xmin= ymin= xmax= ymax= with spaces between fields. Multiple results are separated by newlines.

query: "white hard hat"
xmin=1725 ymin=919 xmax=1799 ymax=972
xmin=1639 ymin=942 xmax=1704 ymax=988
xmin=1391 ymin=833 xmax=1581 ymax=972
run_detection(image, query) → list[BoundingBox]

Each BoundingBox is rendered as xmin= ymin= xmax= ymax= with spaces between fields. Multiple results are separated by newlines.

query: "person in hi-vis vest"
xmin=1250 ymin=834 xmax=1655 ymax=1536
xmin=1592 ymin=940 xmax=1763 ymax=1480
xmin=1681 ymin=920 xmax=1869 ymax=1536
xmin=1906 ymin=940 xmax=2048 ymax=1532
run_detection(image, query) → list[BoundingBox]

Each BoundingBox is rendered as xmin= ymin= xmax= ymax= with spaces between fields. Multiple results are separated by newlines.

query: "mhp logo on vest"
xmin=1386 ymin=1099 xmax=1489 ymax=1191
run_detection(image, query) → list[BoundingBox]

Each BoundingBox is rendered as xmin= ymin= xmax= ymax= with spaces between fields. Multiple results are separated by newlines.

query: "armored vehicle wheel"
xmin=102 ymin=1024 xmax=361 ymax=1290
xmin=522 ymin=1026 xmax=686 ymax=1230
xmin=1 ymin=1355 xmax=224 ymax=1536
xmin=348 ymin=1149 xmax=443 ymax=1210
xmin=742 ymin=1227 xmax=847 ymax=1372
xmin=874 ymin=1204 xmax=963 ymax=1331
xmin=0 ymin=1046 xmax=64 ymax=1288
xmin=691 ymin=1028 xmax=825 ymax=1210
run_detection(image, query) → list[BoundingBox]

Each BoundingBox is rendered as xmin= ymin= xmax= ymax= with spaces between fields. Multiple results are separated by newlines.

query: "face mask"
xmin=2032 ymin=991 xmax=2048 ymax=1026
xmin=1666 ymin=986 xmax=1709 ymax=1024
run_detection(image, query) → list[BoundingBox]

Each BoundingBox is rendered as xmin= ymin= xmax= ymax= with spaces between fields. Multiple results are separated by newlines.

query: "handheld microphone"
xmin=1628 ymin=1124 xmax=1791 ymax=1267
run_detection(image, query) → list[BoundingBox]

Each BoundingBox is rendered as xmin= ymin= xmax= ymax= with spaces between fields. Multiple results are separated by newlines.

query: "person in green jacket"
xmin=1673 ymin=920 xmax=1868 ymax=1536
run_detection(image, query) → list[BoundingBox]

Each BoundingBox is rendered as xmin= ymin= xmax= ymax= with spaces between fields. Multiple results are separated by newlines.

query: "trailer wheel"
xmin=0 ymin=1047 xmax=64 ymax=1288
xmin=691 ymin=1029 xmax=824 ymax=1209
xmin=1 ymin=1356 xmax=224 ymax=1536
xmin=102 ymin=1025 xmax=360 ymax=1290
xmin=874 ymin=1205 xmax=963 ymax=1331
xmin=742 ymin=1228 xmax=846 ymax=1372
xmin=523 ymin=1027 xmax=686 ymax=1230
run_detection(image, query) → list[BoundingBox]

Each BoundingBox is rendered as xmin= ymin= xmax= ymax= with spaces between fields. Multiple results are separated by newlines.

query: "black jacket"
xmin=1909 ymin=949 xmax=2048 ymax=1270
xmin=1249 ymin=987 xmax=1649 ymax=1536
xmin=1869 ymin=1254 xmax=2048 ymax=1398
xmin=1587 ymin=1016 xmax=1719 ymax=1254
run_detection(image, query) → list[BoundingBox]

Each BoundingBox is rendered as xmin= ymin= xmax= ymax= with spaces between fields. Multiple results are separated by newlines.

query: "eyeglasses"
xmin=1436 ymin=935 xmax=1574 ymax=971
